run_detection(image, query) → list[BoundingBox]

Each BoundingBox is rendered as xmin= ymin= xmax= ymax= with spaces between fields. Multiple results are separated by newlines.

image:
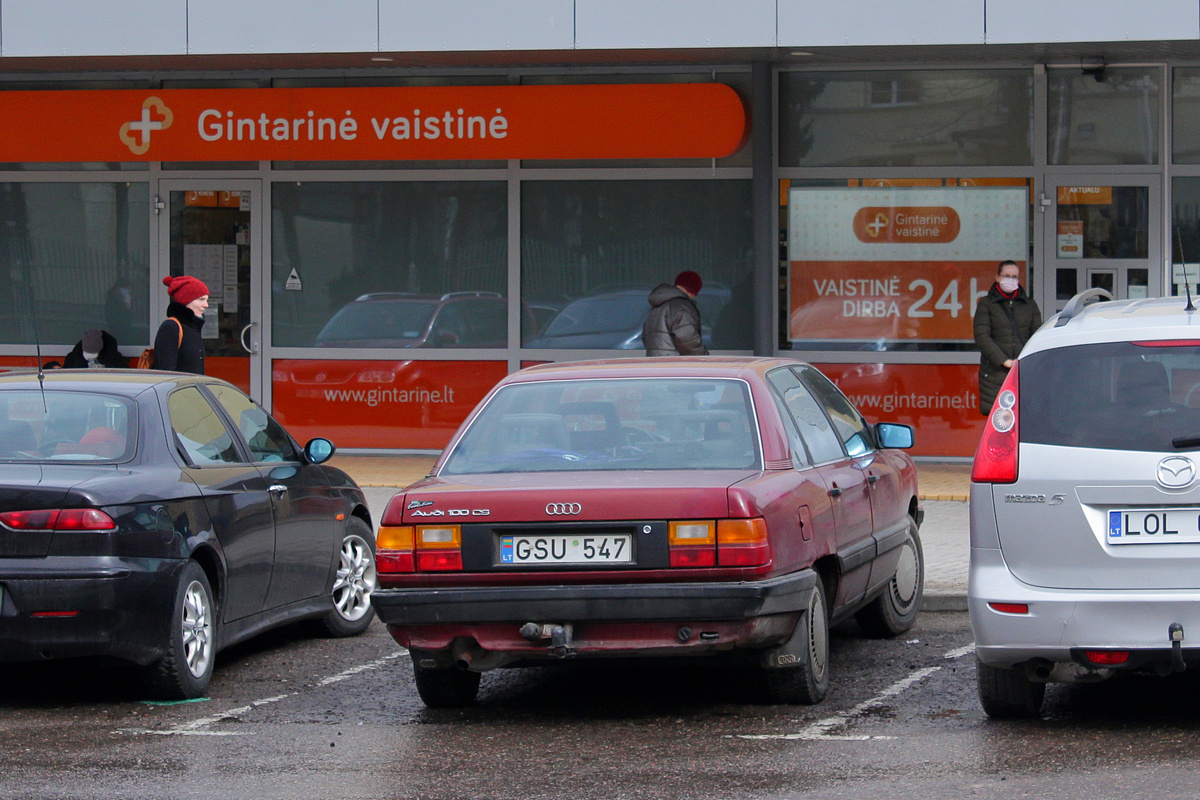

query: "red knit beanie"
xmin=674 ymin=270 xmax=703 ymax=296
xmin=163 ymin=275 xmax=210 ymax=306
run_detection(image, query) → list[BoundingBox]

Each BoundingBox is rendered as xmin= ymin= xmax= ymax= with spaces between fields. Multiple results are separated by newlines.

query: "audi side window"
xmin=167 ymin=387 xmax=241 ymax=466
xmin=794 ymin=365 xmax=874 ymax=458
xmin=767 ymin=367 xmax=843 ymax=464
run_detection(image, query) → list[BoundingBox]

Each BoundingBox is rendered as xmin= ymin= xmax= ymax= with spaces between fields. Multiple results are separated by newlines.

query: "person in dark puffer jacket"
xmin=974 ymin=260 xmax=1042 ymax=415
xmin=154 ymin=275 xmax=209 ymax=375
xmin=642 ymin=270 xmax=709 ymax=357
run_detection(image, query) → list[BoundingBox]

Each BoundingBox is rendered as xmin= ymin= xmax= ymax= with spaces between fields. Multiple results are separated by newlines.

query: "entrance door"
xmin=158 ymin=181 xmax=262 ymax=398
xmin=1041 ymin=176 xmax=1161 ymax=314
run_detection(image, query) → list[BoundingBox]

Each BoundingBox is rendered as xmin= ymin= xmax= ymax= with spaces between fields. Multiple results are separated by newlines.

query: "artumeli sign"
xmin=2 ymin=84 xmax=748 ymax=162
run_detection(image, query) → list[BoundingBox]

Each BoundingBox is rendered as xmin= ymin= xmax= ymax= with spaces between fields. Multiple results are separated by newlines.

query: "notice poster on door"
xmin=1057 ymin=221 xmax=1084 ymax=259
xmin=787 ymin=187 xmax=1028 ymax=343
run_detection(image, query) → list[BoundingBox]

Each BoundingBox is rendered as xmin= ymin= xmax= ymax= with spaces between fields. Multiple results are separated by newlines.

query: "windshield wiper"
xmin=1172 ymin=435 xmax=1200 ymax=449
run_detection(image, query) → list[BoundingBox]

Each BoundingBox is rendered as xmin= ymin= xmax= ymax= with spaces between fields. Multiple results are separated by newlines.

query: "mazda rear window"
xmin=441 ymin=378 xmax=761 ymax=474
xmin=1020 ymin=342 xmax=1200 ymax=452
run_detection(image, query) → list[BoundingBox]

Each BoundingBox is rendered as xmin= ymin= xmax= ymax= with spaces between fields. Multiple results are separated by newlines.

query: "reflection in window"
xmin=1174 ymin=68 xmax=1200 ymax=164
xmin=208 ymin=384 xmax=295 ymax=463
xmin=521 ymin=181 xmax=754 ymax=350
xmin=1172 ymin=177 xmax=1200 ymax=299
xmin=272 ymin=182 xmax=506 ymax=348
xmin=1055 ymin=186 xmax=1148 ymax=259
xmin=0 ymin=183 xmax=150 ymax=347
xmin=1048 ymin=67 xmax=1160 ymax=165
xmin=779 ymin=70 xmax=1032 ymax=167
xmin=168 ymin=387 xmax=240 ymax=466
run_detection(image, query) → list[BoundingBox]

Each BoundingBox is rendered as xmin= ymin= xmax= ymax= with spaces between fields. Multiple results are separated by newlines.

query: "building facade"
xmin=2 ymin=1 xmax=1199 ymax=456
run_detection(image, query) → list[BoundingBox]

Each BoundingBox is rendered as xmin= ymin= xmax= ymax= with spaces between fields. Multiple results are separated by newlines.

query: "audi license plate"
xmin=500 ymin=534 xmax=632 ymax=564
xmin=1108 ymin=508 xmax=1200 ymax=544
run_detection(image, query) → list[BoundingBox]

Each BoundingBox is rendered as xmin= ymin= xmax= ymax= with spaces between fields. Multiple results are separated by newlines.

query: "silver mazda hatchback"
xmin=970 ymin=289 xmax=1200 ymax=717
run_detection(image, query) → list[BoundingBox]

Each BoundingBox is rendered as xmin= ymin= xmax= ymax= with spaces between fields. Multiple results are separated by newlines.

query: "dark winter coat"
xmin=63 ymin=330 xmax=127 ymax=368
xmin=153 ymin=302 xmax=206 ymax=375
xmin=974 ymin=284 xmax=1042 ymax=414
xmin=642 ymin=285 xmax=708 ymax=357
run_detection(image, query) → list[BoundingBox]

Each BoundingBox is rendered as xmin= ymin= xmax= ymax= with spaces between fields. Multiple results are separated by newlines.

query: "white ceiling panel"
xmin=381 ymin=0 xmax=574 ymax=51
xmin=987 ymin=0 xmax=1200 ymax=43
xmin=575 ymin=0 xmax=776 ymax=49
xmin=188 ymin=0 xmax=378 ymax=54
xmin=2 ymin=0 xmax=187 ymax=56
xmin=779 ymin=0 xmax=984 ymax=46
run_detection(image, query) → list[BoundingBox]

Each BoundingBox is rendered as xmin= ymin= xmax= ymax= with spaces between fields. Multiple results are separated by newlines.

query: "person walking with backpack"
xmin=974 ymin=260 xmax=1041 ymax=414
xmin=154 ymin=275 xmax=209 ymax=375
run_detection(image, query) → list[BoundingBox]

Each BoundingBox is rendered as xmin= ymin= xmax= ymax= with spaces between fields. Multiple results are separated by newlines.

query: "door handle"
xmin=268 ymin=484 xmax=287 ymax=497
xmin=867 ymin=474 xmax=879 ymax=485
xmin=240 ymin=322 xmax=259 ymax=354
xmin=828 ymin=485 xmax=843 ymax=498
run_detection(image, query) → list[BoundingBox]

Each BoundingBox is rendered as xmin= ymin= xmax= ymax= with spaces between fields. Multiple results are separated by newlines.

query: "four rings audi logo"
xmin=546 ymin=502 xmax=582 ymax=515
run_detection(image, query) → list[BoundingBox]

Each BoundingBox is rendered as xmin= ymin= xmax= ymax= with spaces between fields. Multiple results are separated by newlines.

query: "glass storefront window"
xmin=271 ymin=181 xmax=507 ymax=348
xmin=0 ymin=182 xmax=149 ymax=347
xmin=1055 ymin=185 xmax=1148 ymax=258
xmin=779 ymin=70 xmax=1032 ymax=167
xmin=1174 ymin=68 xmax=1200 ymax=164
xmin=1048 ymin=67 xmax=1160 ymax=165
xmin=1172 ymin=177 xmax=1200 ymax=298
xmin=521 ymin=180 xmax=754 ymax=350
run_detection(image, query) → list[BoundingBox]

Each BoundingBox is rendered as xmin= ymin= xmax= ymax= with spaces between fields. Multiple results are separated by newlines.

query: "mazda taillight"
xmin=971 ymin=363 xmax=1020 ymax=484
xmin=0 ymin=508 xmax=116 ymax=531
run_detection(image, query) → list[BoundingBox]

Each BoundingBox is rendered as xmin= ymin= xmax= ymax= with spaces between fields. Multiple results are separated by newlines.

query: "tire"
xmin=977 ymin=658 xmax=1045 ymax=719
xmin=412 ymin=663 xmax=481 ymax=709
xmin=856 ymin=519 xmax=925 ymax=638
xmin=315 ymin=517 xmax=378 ymax=637
xmin=758 ymin=579 xmax=830 ymax=705
xmin=142 ymin=561 xmax=216 ymax=700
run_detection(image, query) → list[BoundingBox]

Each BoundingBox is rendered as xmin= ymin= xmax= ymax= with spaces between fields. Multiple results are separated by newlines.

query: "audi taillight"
xmin=717 ymin=518 xmax=771 ymax=566
xmin=669 ymin=520 xmax=716 ymax=567
xmin=971 ymin=363 xmax=1020 ymax=484
xmin=0 ymin=508 xmax=116 ymax=531
xmin=375 ymin=524 xmax=415 ymax=573
xmin=415 ymin=525 xmax=463 ymax=571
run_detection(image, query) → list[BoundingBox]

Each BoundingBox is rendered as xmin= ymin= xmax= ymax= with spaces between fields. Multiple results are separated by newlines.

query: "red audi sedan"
xmin=370 ymin=357 xmax=922 ymax=707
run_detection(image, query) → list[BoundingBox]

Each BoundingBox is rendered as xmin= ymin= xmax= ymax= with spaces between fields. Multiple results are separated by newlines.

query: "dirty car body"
xmin=371 ymin=357 xmax=923 ymax=707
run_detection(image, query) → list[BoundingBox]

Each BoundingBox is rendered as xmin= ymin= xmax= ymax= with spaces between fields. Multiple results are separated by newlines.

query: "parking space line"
xmin=736 ymin=643 xmax=971 ymax=741
xmin=119 ymin=650 xmax=408 ymax=736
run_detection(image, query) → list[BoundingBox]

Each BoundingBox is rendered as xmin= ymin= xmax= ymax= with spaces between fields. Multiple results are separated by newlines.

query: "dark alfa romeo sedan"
xmin=0 ymin=369 xmax=377 ymax=699
xmin=371 ymin=357 xmax=922 ymax=708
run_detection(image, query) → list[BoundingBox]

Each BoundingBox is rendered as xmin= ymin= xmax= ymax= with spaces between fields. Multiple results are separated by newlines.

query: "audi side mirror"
xmin=875 ymin=422 xmax=914 ymax=450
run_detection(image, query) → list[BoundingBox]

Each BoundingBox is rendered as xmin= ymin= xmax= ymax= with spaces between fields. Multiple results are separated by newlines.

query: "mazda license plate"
xmin=1108 ymin=508 xmax=1200 ymax=544
xmin=500 ymin=534 xmax=632 ymax=564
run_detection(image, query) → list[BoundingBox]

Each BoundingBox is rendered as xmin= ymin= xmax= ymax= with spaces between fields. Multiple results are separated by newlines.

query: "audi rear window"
xmin=441 ymin=378 xmax=761 ymax=474
xmin=1021 ymin=341 xmax=1200 ymax=452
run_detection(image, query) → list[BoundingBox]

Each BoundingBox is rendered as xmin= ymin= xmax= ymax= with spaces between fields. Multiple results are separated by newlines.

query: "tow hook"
xmin=1170 ymin=623 xmax=1187 ymax=673
xmin=519 ymin=622 xmax=577 ymax=658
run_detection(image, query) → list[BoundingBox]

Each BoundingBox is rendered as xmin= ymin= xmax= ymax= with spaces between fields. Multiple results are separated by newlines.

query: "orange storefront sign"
xmin=0 ymin=84 xmax=746 ymax=162
xmin=816 ymin=362 xmax=985 ymax=458
xmin=851 ymin=207 xmax=961 ymax=244
xmin=270 ymin=359 xmax=507 ymax=450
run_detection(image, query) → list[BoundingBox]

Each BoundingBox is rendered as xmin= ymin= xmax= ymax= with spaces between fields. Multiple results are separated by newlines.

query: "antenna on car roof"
xmin=30 ymin=289 xmax=48 ymax=409
xmin=1175 ymin=222 xmax=1196 ymax=312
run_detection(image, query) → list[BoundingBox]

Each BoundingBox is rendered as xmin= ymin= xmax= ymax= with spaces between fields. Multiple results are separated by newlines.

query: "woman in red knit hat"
xmin=154 ymin=275 xmax=210 ymax=374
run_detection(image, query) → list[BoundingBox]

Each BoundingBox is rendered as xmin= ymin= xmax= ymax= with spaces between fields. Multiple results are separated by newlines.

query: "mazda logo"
xmin=1157 ymin=456 xmax=1196 ymax=489
xmin=545 ymin=502 xmax=582 ymax=515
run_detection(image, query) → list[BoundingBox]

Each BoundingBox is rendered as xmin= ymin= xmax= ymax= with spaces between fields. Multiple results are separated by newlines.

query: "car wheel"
xmin=315 ymin=517 xmax=378 ymax=637
xmin=758 ymin=579 xmax=830 ymax=705
xmin=977 ymin=658 xmax=1045 ymax=719
xmin=412 ymin=662 xmax=481 ymax=709
xmin=855 ymin=518 xmax=924 ymax=638
xmin=142 ymin=561 xmax=216 ymax=700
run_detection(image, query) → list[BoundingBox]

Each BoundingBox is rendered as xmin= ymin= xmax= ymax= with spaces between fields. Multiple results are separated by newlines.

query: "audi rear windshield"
xmin=440 ymin=378 xmax=761 ymax=474
xmin=1021 ymin=341 xmax=1200 ymax=452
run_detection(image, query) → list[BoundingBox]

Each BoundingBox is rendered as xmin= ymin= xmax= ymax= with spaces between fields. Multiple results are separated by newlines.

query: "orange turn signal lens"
xmin=376 ymin=525 xmax=414 ymax=551
xmin=717 ymin=518 xmax=771 ymax=567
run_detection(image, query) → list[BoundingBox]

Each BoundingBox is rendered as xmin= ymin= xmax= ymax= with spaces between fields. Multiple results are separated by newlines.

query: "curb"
xmin=921 ymin=592 xmax=968 ymax=612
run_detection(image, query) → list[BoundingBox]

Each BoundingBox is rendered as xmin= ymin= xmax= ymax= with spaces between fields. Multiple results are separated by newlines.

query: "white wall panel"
xmin=779 ymin=0 xmax=983 ymax=46
xmin=575 ymin=0 xmax=776 ymax=49
xmin=381 ymin=0 xmax=573 ymax=51
xmin=987 ymin=0 xmax=1199 ymax=43
xmin=188 ymin=0 xmax=378 ymax=54
xmin=2 ymin=0 xmax=186 ymax=56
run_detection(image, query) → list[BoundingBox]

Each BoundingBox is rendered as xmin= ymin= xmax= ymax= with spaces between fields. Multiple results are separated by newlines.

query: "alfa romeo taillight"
xmin=0 ymin=508 xmax=116 ymax=531
xmin=971 ymin=363 xmax=1020 ymax=484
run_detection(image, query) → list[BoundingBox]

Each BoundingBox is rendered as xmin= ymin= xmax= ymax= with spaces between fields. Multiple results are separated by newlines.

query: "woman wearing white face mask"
xmin=974 ymin=260 xmax=1042 ymax=414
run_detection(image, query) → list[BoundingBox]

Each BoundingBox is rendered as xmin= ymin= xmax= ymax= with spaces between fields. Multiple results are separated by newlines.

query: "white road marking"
xmin=737 ymin=643 xmax=969 ymax=741
xmin=119 ymin=650 xmax=408 ymax=737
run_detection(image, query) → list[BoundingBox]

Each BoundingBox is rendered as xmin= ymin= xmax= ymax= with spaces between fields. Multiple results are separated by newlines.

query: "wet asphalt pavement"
xmin=6 ymin=610 xmax=1200 ymax=799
